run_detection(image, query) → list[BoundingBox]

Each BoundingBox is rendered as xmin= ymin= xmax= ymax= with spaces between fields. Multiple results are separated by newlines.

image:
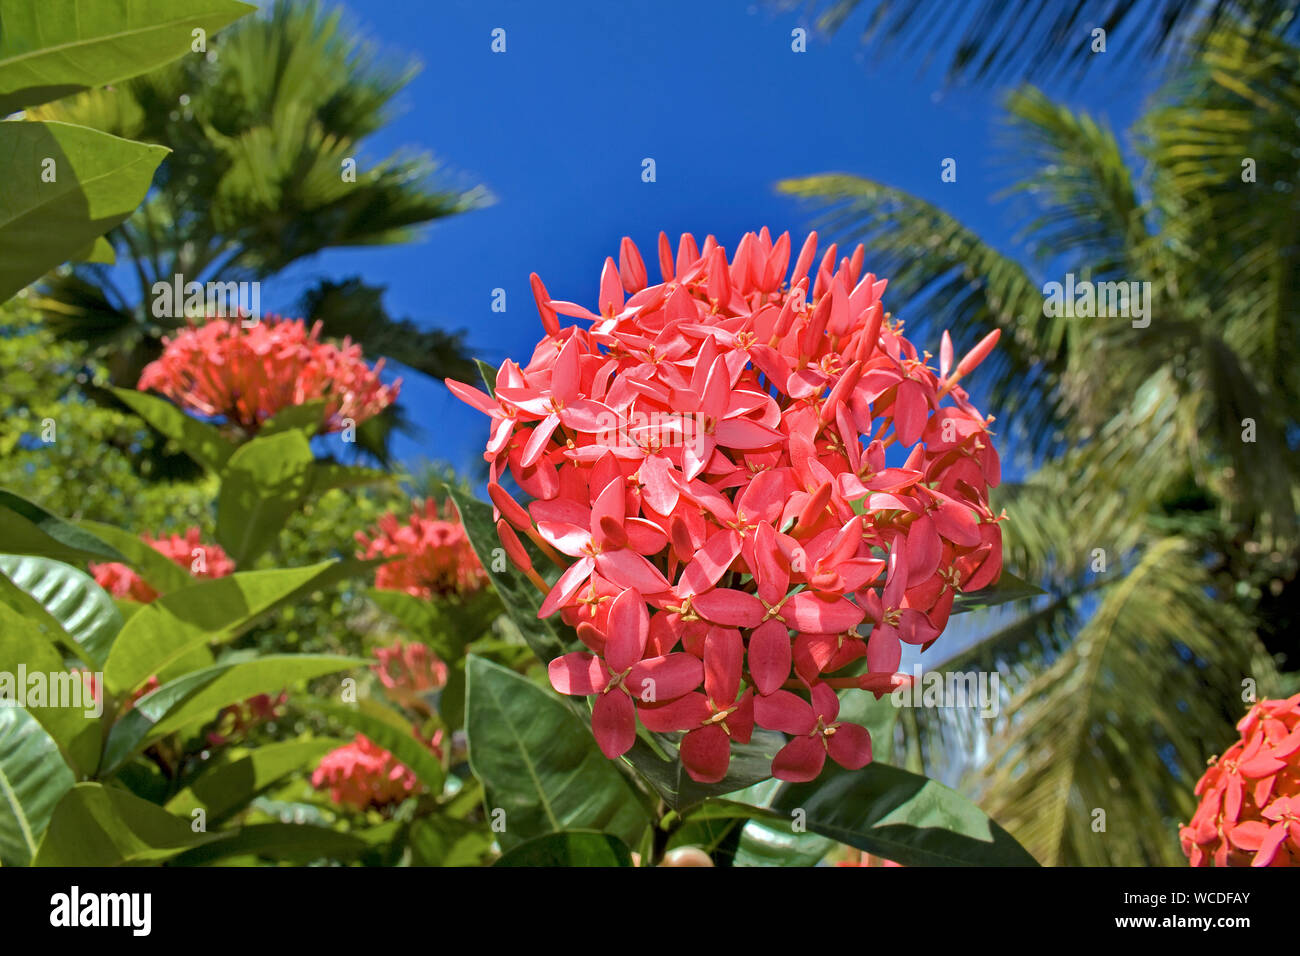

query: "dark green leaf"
xmin=494 ymin=831 xmax=633 ymax=867
xmin=465 ymin=655 xmax=649 ymax=850
xmin=33 ymin=782 xmax=217 ymax=865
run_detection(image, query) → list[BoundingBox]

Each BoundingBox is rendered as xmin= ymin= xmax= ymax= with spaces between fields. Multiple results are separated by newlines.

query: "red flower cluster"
xmin=449 ymin=229 xmax=1003 ymax=784
xmin=137 ymin=317 xmax=399 ymax=433
xmin=311 ymin=732 xmax=439 ymax=811
xmin=373 ymin=640 xmax=448 ymax=708
xmin=90 ymin=527 xmax=235 ymax=602
xmin=356 ymin=500 xmax=488 ymax=598
xmin=1181 ymin=695 xmax=1300 ymax=867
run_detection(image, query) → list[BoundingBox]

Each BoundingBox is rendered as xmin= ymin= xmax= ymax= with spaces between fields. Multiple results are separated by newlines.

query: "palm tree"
xmin=779 ymin=17 xmax=1300 ymax=864
xmin=794 ymin=0 xmax=1300 ymax=84
xmin=25 ymin=0 xmax=488 ymax=462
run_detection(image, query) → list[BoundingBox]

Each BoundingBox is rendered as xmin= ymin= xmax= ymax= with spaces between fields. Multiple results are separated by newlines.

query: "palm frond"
xmin=794 ymin=0 xmax=1300 ymax=85
xmin=970 ymin=537 xmax=1278 ymax=865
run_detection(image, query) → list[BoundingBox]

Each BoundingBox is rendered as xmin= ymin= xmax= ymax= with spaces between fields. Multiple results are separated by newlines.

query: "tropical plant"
xmin=794 ymin=0 xmax=1300 ymax=85
xmin=777 ymin=16 xmax=1300 ymax=864
xmin=21 ymin=0 xmax=487 ymax=462
xmin=0 ymin=0 xmax=255 ymax=302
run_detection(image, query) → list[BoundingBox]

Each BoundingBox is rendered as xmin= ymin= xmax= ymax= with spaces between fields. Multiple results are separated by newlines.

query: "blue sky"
xmin=264 ymin=0 xmax=1159 ymax=475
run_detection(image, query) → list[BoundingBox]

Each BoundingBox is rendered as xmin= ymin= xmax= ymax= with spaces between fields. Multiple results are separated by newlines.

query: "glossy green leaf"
xmin=621 ymin=729 xmax=783 ymax=812
xmin=0 ymin=553 xmax=122 ymax=667
xmin=445 ymin=487 xmax=568 ymax=664
xmin=0 ymin=0 xmax=255 ymax=114
xmin=111 ymin=388 xmax=236 ymax=473
xmin=494 ymin=831 xmax=633 ymax=867
xmin=759 ymin=763 xmax=1040 ymax=866
xmin=76 ymin=521 xmax=196 ymax=595
xmin=0 ymin=122 xmax=168 ymax=302
xmin=0 ymin=606 xmax=101 ymax=774
xmin=475 ymin=358 xmax=498 ymax=394
xmin=101 ymin=655 xmax=359 ymax=772
xmin=215 ymin=430 xmax=315 ymax=565
xmin=170 ymin=822 xmax=368 ymax=865
xmin=309 ymin=462 xmax=393 ymax=495
xmin=165 ymin=738 xmax=343 ymax=822
xmin=733 ymin=819 xmax=834 ymax=867
xmin=103 ymin=559 xmax=358 ymax=694
xmin=0 ymin=706 xmax=74 ymax=866
xmin=32 ymin=782 xmax=217 ymax=866
xmin=465 ymin=655 xmax=649 ymax=850
xmin=953 ymin=570 xmax=1044 ymax=614
xmin=408 ymin=815 xmax=494 ymax=867
xmin=257 ymin=399 xmax=328 ymax=438
xmin=0 ymin=489 xmax=125 ymax=564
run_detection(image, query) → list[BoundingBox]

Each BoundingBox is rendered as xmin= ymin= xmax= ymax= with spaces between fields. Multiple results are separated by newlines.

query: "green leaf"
xmin=101 ymin=655 xmax=359 ymax=772
xmin=0 ymin=553 xmax=123 ymax=667
xmin=165 ymin=738 xmax=343 ymax=823
xmin=733 ymin=819 xmax=835 ymax=867
xmin=170 ymin=822 xmax=369 ymax=866
xmin=408 ymin=814 xmax=493 ymax=867
xmin=309 ymin=462 xmax=393 ymax=495
xmin=305 ymin=696 xmax=445 ymax=795
xmin=0 ymin=121 xmax=168 ymax=302
xmin=465 ymin=655 xmax=649 ymax=850
xmin=0 ymin=0 xmax=255 ymax=114
xmin=368 ymin=588 xmax=438 ymax=635
xmin=621 ymin=729 xmax=784 ymax=812
xmin=445 ymin=486 xmax=568 ymax=664
xmin=103 ymin=559 xmax=359 ymax=694
xmin=0 ymin=607 xmax=101 ymax=775
xmin=215 ymin=430 xmax=315 ymax=565
xmin=257 ymin=399 xmax=328 ymax=438
xmin=111 ymin=388 xmax=236 ymax=473
xmin=71 ymin=235 xmax=115 ymax=264
xmin=32 ymin=782 xmax=218 ymax=866
xmin=494 ymin=831 xmax=633 ymax=867
xmin=475 ymin=358 xmax=499 ymax=394
xmin=759 ymin=763 xmax=1039 ymax=867
xmin=0 ymin=706 xmax=74 ymax=866
xmin=75 ymin=521 xmax=196 ymax=595
xmin=0 ymin=489 xmax=126 ymax=564
xmin=953 ymin=570 xmax=1045 ymax=614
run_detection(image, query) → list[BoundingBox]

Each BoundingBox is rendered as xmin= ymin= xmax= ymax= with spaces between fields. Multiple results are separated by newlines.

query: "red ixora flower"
xmin=1181 ymin=694 xmax=1300 ymax=867
xmin=373 ymin=640 xmax=448 ymax=708
xmin=448 ymin=229 xmax=1004 ymax=784
xmin=137 ymin=316 xmax=399 ymax=433
xmin=90 ymin=526 xmax=235 ymax=603
xmin=311 ymin=731 xmax=441 ymax=811
xmin=356 ymin=499 xmax=488 ymax=598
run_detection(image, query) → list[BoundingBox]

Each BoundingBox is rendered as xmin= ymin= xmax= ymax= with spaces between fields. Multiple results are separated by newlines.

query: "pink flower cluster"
xmin=138 ymin=317 xmax=399 ymax=433
xmin=373 ymin=640 xmax=448 ymax=709
xmin=356 ymin=500 xmax=488 ymax=599
xmin=1181 ymin=695 xmax=1300 ymax=867
xmin=449 ymin=229 xmax=1003 ymax=784
xmin=90 ymin=526 xmax=235 ymax=602
xmin=311 ymin=732 xmax=439 ymax=811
